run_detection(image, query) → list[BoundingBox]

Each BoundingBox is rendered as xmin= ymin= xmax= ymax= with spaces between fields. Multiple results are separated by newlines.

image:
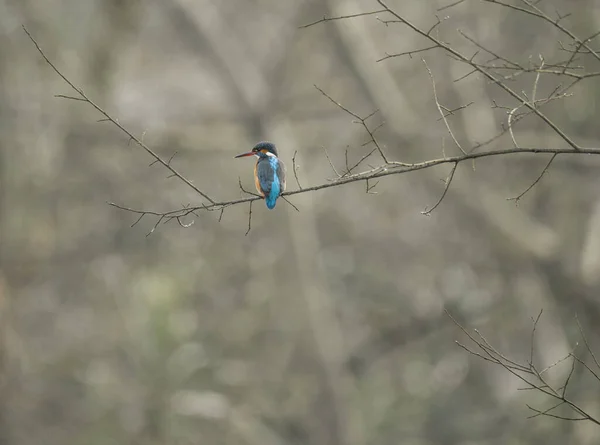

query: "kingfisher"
xmin=235 ymin=141 xmax=286 ymax=209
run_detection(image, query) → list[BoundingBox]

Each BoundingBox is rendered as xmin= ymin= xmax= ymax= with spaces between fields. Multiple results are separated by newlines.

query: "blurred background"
xmin=2 ymin=0 xmax=600 ymax=444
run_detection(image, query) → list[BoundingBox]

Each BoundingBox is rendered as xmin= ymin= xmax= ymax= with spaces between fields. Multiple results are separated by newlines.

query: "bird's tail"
xmin=266 ymin=196 xmax=278 ymax=209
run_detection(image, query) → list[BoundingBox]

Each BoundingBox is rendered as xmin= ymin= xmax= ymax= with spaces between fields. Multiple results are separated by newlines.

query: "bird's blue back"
xmin=256 ymin=155 xmax=285 ymax=209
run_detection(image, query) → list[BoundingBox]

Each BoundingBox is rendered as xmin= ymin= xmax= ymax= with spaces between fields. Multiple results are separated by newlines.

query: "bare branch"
xmin=292 ymin=150 xmax=303 ymax=189
xmin=438 ymin=0 xmax=467 ymax=12
xmin=54 ymin=94 xmax=87 ymax=102
xmin=239 ymin=177 xmax=261 ymax=197
xmin=28 ymin=2 xmax=600 ymax=236
xmin=422 ymin=59 xmax=466 ymax=155
xmin=576 ymin=315 xmax=600 ymax=372
xmin=376 ymin=45 xmax=437 ymax=62
xmin=299 ymin=10 xmax=387 ymax=29
xmin=507 ymin=154 xmax=557 ymax=203
xmin=482 ymin=0 xmax=600 ymax=63
xmin=421 ymin=162 xmax=458 ymax=215
xmin=529 ymin=309 xmax=543 ymax=366
xmin=323 ymin=146 xmax=342 ymax=178
xmin=366 ymin=178 xmax=379 ymax=194
xmin=373 ymin=1 xmax=582 ymax=151
xmin=108 ymin=142 xmax=600 ymax=233
xmin=447 ymin=310 xmax=600 ymax=427
xmin=245 ymin=201 xmax=253 ymax=236
xmin=23 ymin=26 xmax=216 ymax=204
xmin=281 ymin=196 xmax=300 ymax=212
xmin=526 ymin=405 xmax=588 ymax=422
xmin=315 ymin=85 xmax=392 ymax=164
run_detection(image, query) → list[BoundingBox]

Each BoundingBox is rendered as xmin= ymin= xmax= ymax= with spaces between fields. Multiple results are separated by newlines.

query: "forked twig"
xmin=447 ymin=310 xmax=600 ymax=427
xmin=421 ymin=162 xmax=458 ymax=215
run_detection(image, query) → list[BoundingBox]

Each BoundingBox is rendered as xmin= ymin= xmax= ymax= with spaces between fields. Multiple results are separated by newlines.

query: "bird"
xmin=235 ymin=141 xmax=286 ymax=209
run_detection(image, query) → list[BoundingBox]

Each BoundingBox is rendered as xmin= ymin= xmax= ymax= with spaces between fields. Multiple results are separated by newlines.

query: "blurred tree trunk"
xmin=0 ymin=18 xmax=12 ymax=445
xmin=0 ymin=52 xmax=13 ymax=445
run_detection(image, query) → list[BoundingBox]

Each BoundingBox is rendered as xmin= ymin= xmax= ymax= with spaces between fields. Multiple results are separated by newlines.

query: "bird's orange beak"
xmin=234 ymin=151 xmax=255 ymax=158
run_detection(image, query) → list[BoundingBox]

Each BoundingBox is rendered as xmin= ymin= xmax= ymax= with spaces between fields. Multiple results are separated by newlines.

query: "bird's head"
xmin=235 ymin=141 xmax=278 ymax=159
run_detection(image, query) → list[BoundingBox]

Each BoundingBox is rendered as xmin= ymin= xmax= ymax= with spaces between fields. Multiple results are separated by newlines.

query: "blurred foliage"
xmin=1 ymin=0 xmax=600 ymax=444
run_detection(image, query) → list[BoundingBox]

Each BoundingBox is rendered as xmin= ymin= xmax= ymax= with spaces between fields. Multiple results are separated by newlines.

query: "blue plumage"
xmin=236 ymin=141 xmax=286 ymax=209
xmin=256 ymin=154 xmax=285 ymax=209
xmin=266 ymin=156 xmax=281 ymax=209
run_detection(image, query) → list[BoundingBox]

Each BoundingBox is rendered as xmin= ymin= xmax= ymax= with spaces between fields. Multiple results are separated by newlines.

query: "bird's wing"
xmin=253 ymin=162 xmax=265 ymax=197
xmin=256 ymin=159 xmax=274 ymax=196
xmin=277 ymin=159 xmax=286 ymax=192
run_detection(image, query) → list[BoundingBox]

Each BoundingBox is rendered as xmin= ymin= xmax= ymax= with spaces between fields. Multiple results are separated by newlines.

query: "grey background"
xmin=1 ymin=0 xmax=600 ymax=444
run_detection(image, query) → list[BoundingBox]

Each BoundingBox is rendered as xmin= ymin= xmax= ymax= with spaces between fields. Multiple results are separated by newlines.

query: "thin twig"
xmin=315 ymin=85 xmax=392 ymax=164
xmin=374 ymin=1 xmax=582 ymax=151
xmin=438 ymin=0 xmax=467 ymax=11
xmin=281 ymin=196 xmax=300 ymax=212
xmin=28 ymin=17 xmax=600 ymax=235
xmin=423 ymin=59 xmax=466 ymax=155
xmin=245 ymin=201 xmax=253 ymax=236
xmin=292 ymin=150 xmax=303 ymax=189
xmin=446 ymin=309 xmax=600 ymax=426
xmin=238 ymin=177 xmax=261 ymax=197
xmin=507 ymin=154 xmax=557 ymax=203
xmin=323 ymin=147 xmax=341 ymax=177
xmin=299 ymin=10 xmax=387 ymax=28
xmin=23 ymin=26 xmax=216 ymax=204
xmin=421 ymin=162 xmax=458 ymax=215
xmin=377 ymin=45 xmax=438 ymax=62
xmin=575 ymin=315 xmax=600 ymax=371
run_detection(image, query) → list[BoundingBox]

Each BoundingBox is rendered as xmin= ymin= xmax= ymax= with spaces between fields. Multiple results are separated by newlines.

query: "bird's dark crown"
xmin=252 ymin=141 xmax=278 ymax=157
